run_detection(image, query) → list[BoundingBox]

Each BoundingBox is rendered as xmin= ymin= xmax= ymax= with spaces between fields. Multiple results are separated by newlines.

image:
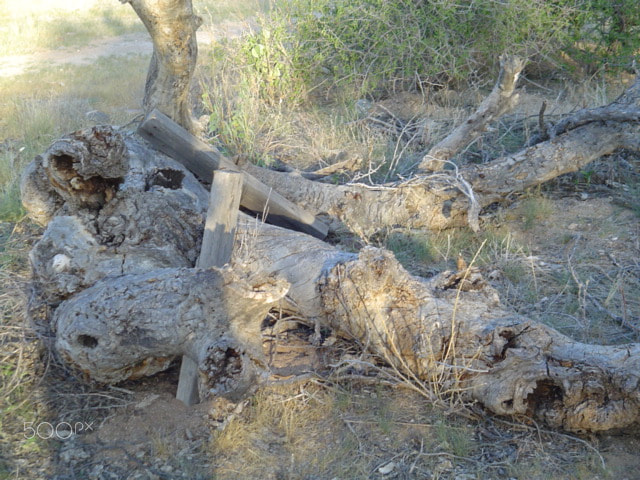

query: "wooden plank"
xmin=176 ymin=170 xmax=243 ymax=406
xmin=138 ymin=109 xmax=328 ymax=239
xmin=176 ymin=356 xmax=200 ymax=407
xmin=196 ymin=170 xmax=244 ymax=269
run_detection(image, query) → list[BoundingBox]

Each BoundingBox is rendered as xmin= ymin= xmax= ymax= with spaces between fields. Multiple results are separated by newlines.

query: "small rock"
xmin=580 ymin=192 xmax=589 ymax=200
xmin=60 ymin=446 xmax=90 ymax=463
xmin=436 ymin=459 xmax=453 ymax=471
xmin=51 ymin=253 xmax=71 ymax=273
xmin=378 ymin=462 xmax=396 ymax=475
xmin=568 ymin=223 xmax=579 ymax=230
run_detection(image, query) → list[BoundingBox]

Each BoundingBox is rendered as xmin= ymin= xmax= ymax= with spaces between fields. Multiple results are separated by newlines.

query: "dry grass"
xmin=0 ymin=0 xmax=143 ymax=56
xmin=208 ymin=379 xmax=612 ymax=479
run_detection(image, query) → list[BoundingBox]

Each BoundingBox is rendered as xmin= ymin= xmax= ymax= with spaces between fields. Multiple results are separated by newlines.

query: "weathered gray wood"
xmin=25 ymin=128 xmax=640 ymax=433
xmin=418 ymin=55 xmax=526 ymax=172
xmin=196 ymin=170 xmax=243 ymax=269
xmin=177 ymin=170 xmax=243 ymax=405
xmin=176 ymin=356 xmax=200 ymax=406
xmin=138 ymin=109 xmax=329 ymax=239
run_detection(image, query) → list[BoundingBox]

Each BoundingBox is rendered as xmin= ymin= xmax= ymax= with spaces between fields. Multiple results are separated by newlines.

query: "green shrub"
xmin=272 ymin=0 xmax=578 ymax=97
xmin=201 ymin=39 xmax=297 ymax=165
xmin=240 ymin=24 xmax=308 ymax=105
xmin=565 ymin=0 xmax=640 ymax=72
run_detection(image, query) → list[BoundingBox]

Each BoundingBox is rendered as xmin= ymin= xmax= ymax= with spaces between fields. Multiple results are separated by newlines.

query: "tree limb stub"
xmin=22 ymin=129 xmax=640 ymax=433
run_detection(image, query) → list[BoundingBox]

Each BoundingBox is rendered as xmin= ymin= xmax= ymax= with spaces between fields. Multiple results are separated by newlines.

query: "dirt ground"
xmin=0 ymin=19 xmax=255 ymax=77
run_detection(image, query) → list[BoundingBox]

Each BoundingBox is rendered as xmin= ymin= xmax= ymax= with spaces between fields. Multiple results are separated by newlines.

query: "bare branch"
xmin=417 ymin=55 xmax=526 ymax=172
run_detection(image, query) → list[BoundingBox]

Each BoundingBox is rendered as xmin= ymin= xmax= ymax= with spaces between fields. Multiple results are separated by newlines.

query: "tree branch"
xmin=418 ymin=55 xmax=526 ymax=172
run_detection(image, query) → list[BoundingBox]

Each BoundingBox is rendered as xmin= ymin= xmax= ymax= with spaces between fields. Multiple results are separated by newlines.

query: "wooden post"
xmin=176 ymin=169 xmax=244 ymax=406
xmin=138 ymin=109 xmax=329 ymax=239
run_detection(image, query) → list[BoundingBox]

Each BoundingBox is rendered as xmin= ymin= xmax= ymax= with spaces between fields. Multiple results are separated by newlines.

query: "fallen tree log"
xmin=239 ymin=82 xmax=640 ymax=236
xmin=21 ymin=129 xmax=640 ymax=433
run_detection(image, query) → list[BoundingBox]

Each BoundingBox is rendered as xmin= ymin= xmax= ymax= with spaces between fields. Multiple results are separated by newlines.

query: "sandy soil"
xmin=0 ymin=19 xmax=255 ymax=77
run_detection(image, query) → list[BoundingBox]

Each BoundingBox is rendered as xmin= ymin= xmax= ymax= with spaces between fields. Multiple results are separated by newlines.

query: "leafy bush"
xmin=240 ymin=24 xmax=307 ymax=105
xmin=565 ymin=0 xmax=640 ymax=72
xmin=234 ymin=0 xmax=640 ymax=99
xmin=270 ymin=0 xmax=578 ymax=96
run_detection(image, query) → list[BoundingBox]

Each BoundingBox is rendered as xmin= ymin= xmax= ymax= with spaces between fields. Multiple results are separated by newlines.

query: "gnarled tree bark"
xmin=21 ymin=127 xmax=640 ymax=433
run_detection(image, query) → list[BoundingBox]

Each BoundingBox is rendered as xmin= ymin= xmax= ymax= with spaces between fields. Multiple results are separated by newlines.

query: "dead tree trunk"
xmin=20 ymin=127 xmax=640 ymax=434
xmin=237 ymin=78 xmax=640 ymax=236
xmin=119 ymin=0 xmax=200 ymax=133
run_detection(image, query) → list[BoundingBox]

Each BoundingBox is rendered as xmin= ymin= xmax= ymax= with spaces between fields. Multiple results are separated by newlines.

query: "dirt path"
xmin=0 ymin=19 xmax=254 ymax=77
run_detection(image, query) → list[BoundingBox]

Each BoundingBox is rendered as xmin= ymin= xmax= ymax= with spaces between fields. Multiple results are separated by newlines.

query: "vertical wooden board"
xmin=196 ymin=170 xmax=244 ymax=269
xmin=176 ymin=355 xmax=200 ymax=407
xmin=177 ymin=170 xmax=243 ymax=406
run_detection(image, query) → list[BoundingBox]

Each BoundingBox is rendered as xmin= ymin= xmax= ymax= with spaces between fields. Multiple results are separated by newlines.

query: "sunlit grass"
xmin=0 ymin=55 xmax=147 ymax=220
xmin=0 ymin=0 xmax=272 ymax=56
xmin=196 ymin=0 xmax=273 ymax=21
xmin=0 ymin=1 xmax=143 ymax=55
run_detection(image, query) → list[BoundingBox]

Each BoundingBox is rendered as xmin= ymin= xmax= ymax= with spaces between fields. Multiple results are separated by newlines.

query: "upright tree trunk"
xmin=120 ymin=0 xmax=201 ymax=133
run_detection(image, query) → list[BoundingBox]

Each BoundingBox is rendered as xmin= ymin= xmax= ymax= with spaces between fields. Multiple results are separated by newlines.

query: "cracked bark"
xmin=20 ymin=127 xmax=640 ymax=433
